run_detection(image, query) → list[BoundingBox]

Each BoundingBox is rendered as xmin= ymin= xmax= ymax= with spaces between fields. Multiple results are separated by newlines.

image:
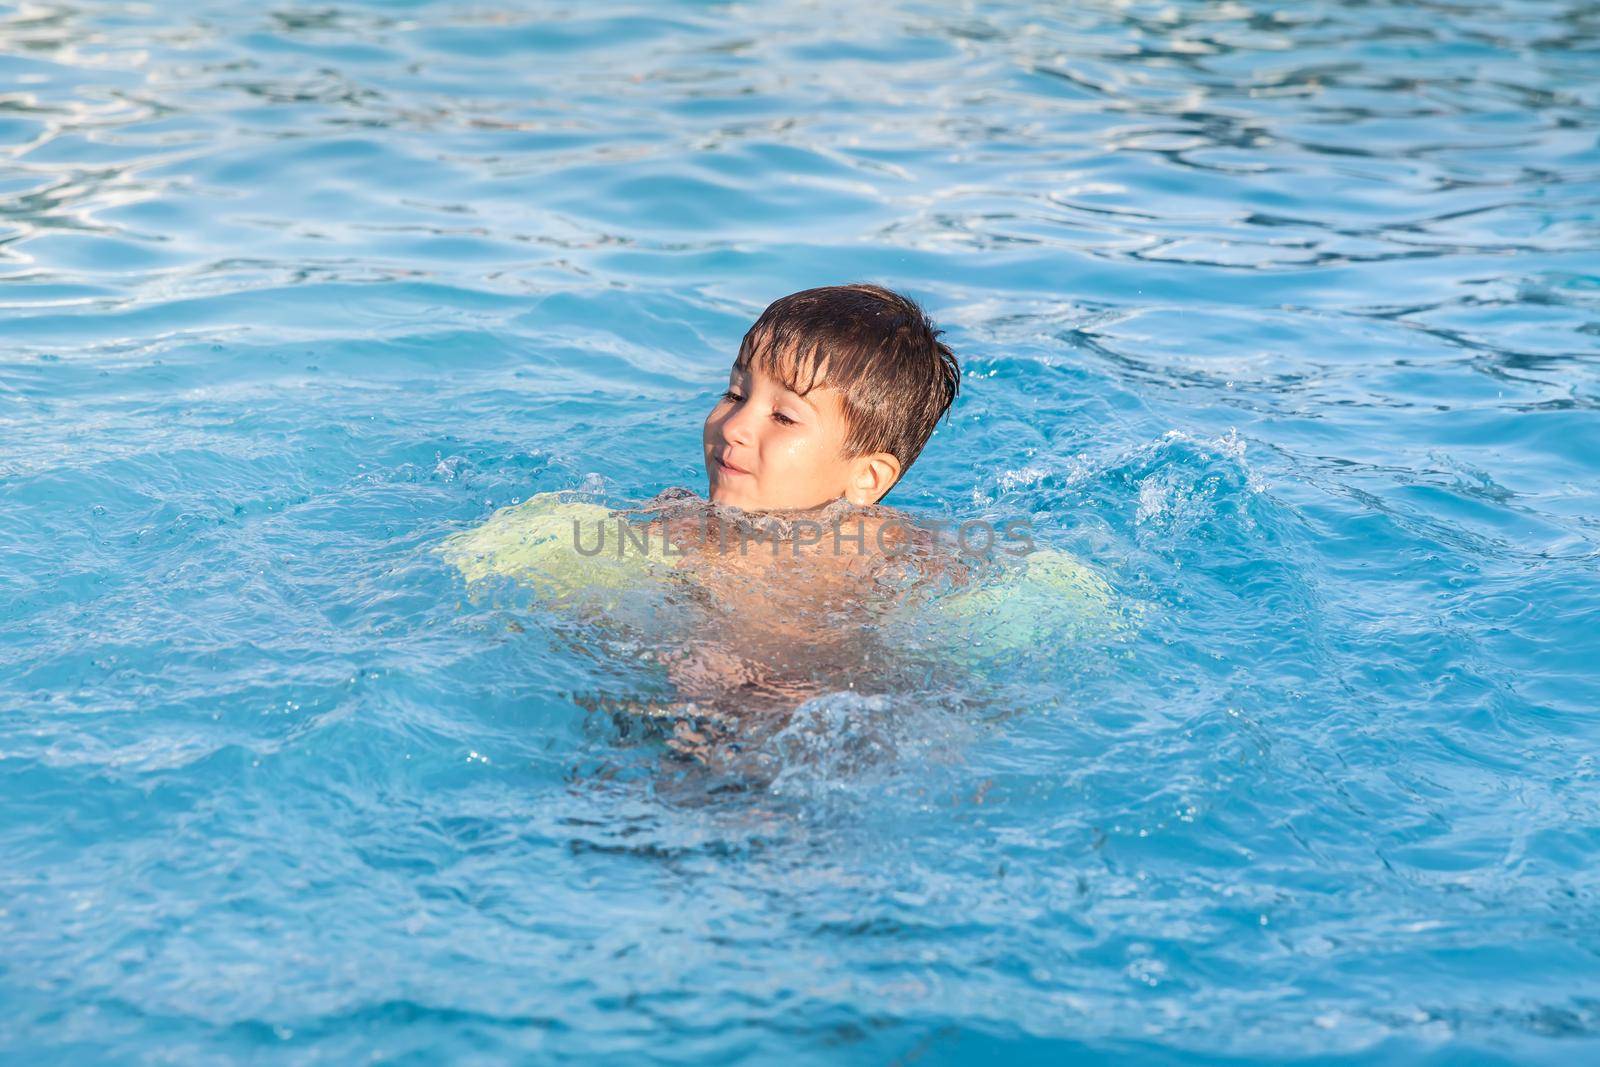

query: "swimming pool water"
xmin=3 ymin=1 xmax=1599 ymax=1063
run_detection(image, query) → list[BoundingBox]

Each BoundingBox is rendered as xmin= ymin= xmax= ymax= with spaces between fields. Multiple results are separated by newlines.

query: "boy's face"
xmin=702 ymin=362 xmax=860 ymax=512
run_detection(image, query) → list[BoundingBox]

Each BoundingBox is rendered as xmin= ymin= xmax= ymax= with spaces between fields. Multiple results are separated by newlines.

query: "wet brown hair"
xmin=734 ymin=284 xmax=961 ymax=485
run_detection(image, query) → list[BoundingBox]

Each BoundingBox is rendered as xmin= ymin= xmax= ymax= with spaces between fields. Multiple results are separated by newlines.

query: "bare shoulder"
xmin=607 ymin=491 xmax=985 ymax=599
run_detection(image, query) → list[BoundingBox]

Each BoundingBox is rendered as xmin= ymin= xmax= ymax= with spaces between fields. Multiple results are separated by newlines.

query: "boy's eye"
xmin=718 ymin=387 xmax=794 ymax=425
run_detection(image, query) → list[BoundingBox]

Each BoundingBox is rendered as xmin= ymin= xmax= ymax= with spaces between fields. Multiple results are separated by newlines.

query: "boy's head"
xmin=703 ymin=283 xmax=960 ymax=512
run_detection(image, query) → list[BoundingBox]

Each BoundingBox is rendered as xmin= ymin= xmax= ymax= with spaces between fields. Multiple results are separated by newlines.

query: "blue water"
xmin=3 ymin=1 xmax=1599 ymax=1062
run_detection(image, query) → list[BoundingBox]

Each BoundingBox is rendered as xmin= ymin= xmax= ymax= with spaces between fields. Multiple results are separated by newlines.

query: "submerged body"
xmin=440 ymin=489 xmax=1125 ymax=765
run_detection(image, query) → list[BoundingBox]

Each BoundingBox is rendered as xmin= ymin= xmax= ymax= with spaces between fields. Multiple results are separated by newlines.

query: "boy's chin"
xmin=708 ymin=482 xmax=839 ymax=514
xmin=707 ymin=483 xmax=755 ymax=509
xmin=707 ymin=479 xmax=782 ymax=512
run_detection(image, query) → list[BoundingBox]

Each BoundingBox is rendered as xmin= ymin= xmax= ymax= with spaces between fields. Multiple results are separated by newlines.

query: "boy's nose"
xmin=721 ymin=404 xmax=757 ymax=446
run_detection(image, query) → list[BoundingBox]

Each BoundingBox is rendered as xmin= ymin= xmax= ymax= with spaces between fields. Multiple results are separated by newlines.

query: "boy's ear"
xmin=847 ymin=452 xmax=902 ymax=506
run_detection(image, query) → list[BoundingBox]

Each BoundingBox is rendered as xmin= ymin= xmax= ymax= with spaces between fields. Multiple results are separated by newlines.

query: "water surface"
xmin=3 ymin=1 xmax=1599 ymax=1063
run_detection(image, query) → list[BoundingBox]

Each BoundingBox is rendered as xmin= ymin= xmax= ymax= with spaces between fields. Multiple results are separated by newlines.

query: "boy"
xmin=446 ymin=283 xmax=1098 ymax=771
xmin=639 ymin=283 xmax=965 ymax=751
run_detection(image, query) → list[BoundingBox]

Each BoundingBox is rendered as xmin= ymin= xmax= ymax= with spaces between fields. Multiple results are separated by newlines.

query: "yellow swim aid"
xmin=440 ymin=494 xmax=1129 ymax=657
xmin=892 ymin=547 xmax=1127 ymax=659
xmin=438 ymin=492 xmax=673 ymax=607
